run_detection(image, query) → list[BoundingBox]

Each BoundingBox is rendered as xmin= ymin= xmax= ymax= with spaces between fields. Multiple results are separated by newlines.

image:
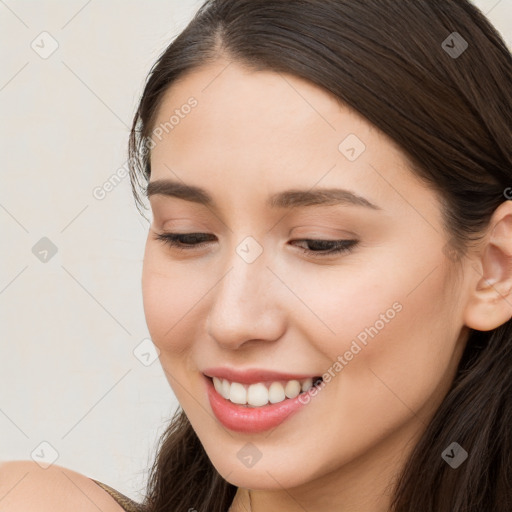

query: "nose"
xmin=206 ymin=243 xmax=286 ymax=350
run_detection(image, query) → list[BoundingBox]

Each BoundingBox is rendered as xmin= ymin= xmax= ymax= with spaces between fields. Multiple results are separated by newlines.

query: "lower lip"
xmin=204 ymin=375 xmax=316 ymax=433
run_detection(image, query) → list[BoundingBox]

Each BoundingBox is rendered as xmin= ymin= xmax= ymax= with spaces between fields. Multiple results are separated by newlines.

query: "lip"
xmin=203 ymin=373 xmax=319 ymax=433
xmin=202 ymin=367 xmax=321 ymax=385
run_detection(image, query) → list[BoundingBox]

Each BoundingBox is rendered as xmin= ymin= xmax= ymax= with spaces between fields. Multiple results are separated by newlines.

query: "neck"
xmin=229 ymin=487 xmax=252 ymax=512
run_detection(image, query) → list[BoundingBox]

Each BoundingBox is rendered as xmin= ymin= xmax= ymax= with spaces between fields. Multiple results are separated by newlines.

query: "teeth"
xmin=229 ymin=382 xmax=247 ymax=404
xmin=268 ymin=382 xmax=285 ymax=404
xmin=284 ymin=380 xmax=301 ymax=399
xmin=213 ymin=376 xmax=223 ymax=395
xmin=247 ymin=383 xmax=269 ymax=407
xmin=301 ymin=377 xmax=313 ymax=392
xmin=221 ymin=379 xmax=231 ymax=400
xmin=212 ymin=376 xmax=318 ymax=407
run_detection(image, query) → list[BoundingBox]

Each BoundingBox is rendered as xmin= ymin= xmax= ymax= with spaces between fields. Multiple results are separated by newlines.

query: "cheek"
xmin=141 ymin=244 xmax=199 ymax=354
xmin=141 ymin=247 xmax=207 ymax=400
xmin=292 ymin=243 xmax=459 ymax=407
xmin=320 ymin=261 xmax=460 ymax=438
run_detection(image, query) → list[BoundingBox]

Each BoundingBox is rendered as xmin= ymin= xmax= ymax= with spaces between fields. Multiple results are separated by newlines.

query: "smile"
xmin=203 ymin=373 xmax=324 ymax=433
xmin=212 ymin=376 xmax=322 ymax=407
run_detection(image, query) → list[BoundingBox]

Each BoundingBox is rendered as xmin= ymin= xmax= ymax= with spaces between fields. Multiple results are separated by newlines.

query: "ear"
xmin=463 ymin=200 xmax=512 ymax=331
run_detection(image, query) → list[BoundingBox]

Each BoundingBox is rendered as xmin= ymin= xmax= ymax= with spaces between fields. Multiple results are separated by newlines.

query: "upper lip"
xmin=202 ymin=367 xmax=321 ymax=384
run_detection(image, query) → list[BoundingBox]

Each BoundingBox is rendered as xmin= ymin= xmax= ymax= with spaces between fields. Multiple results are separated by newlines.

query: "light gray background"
xmin=1 ymin=0 xmax=511 ymax=502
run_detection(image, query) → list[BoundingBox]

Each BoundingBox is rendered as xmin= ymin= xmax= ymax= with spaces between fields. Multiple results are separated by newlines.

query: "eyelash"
xmin=154 ymin=232 xmax=358 ymax=257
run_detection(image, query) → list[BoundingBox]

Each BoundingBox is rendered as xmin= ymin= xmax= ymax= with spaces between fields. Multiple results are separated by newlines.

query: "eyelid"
xmin=153 ymin=231 xmax=359 ymax=258
xmin=290 ymin=225 xmax=359 ymax=238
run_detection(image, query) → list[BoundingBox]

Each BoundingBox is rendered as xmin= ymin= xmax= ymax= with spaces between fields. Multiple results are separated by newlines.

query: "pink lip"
xmin=202 ymin=366 xmax=321 ymax=385
xmin=203 ymin=374 xmax=319 ymax=433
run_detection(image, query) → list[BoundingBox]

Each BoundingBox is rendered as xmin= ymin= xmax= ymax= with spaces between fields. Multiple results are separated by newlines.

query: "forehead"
xmin=147 ymin=59 xmax=437 ymax=221
xmin=149 ymin=58 xmax=395 ymax=167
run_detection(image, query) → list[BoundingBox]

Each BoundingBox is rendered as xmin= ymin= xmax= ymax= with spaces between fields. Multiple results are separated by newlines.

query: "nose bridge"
xmin=206 ymin=235 xmax=284 ymax=347
xmin=214 ymin=237 xmax=270 ymax=319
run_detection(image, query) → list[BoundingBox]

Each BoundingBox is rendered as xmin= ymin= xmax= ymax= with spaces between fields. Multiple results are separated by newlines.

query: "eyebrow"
xmin=146 ymin=179 xmax=381 ymax=210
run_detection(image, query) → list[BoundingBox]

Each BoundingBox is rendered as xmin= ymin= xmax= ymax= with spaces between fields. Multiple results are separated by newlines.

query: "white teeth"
xmin=212 ymin=376 xmax=318 ymax=407
xmin=221 ymin=379 xmax=231 ymax=400
xmin=268 ymin=382 xmax=285 ymax=404
xmin=284 ymin=380 xmax=301 ymax=399
xmin=213 ymin=377 xmax=223 ymax=395
xmin=229 ymin=382 xmax=247 ymax=404
xmin=247 ymin=383 xmax=269 ymax=407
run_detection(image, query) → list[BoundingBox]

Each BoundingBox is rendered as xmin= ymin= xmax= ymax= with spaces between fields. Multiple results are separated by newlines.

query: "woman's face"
xmin=142 ymin=58 xmax=472 ymax=496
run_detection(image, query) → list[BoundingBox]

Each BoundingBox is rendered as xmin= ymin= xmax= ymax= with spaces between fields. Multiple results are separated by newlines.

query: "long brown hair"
xmin=128 ymin=1 xmax=512 ymax=510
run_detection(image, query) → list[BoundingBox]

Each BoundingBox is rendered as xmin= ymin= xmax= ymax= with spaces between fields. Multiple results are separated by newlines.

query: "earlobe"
xmin=463 ymin=201 xmax=512 ymax=332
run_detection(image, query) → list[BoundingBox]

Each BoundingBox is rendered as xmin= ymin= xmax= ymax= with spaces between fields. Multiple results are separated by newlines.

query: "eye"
xmin=155 ymin=232 xmax=216 ymax=252
xmin=289 ymin=238 xmax=358 ymax=257
xmin=155 ymin=232 xmax=358 ymax=257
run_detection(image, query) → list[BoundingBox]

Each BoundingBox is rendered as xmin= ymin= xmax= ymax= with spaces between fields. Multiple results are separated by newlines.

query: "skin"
xmin=0 ymin=461 xmax=125 ymax=511
xmin=1 ymin=58 xmax=511 ymax=512
xmin=142 ymin=57 xmax=512 ymax=512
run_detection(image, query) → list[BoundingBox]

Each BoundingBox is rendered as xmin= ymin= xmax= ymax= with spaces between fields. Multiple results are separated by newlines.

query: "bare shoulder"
xmin=0 ymin=460 xmax=125 ymax=512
